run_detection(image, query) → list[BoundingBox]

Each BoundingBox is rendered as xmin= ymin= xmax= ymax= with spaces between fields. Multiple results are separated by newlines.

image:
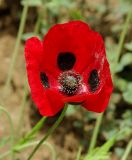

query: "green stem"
xmin=34 ymin=12 xmax=42 ymax=34
xmin=4 ymin=4 xmax=28 ymax=94
xmin=0 ymin=116 xmax=46 ymax=159
xmin=0 ymin=106 xmax=15 ymax=160
xmin=0 ymin=141 xmax=56 ymax=160
xmin=76 ymin=146 xmax=82 ymax=160
xmin=88 ymin=113 xmax=103 ymax=153
xmin=18 ymin=116 xmax=47 ymax=144
xmin=121 ymin=139 xmax=132 ymax=160
xmin=16 ymin=5 xmax=45 ymax=136
xmin=16 ymin=8 xmax=44 ymax=137
xmin=34 ymin=6 xmax=47 ymax=34
xmin=16 ymin=141 xmax=56 ymax=160
xmin=16 ymin=80 xmax=29 ymax=138
xmin=114 ymin=9 xmax=132 ymax=67
xmin=27 ymin=104 xmax=68 ymax=160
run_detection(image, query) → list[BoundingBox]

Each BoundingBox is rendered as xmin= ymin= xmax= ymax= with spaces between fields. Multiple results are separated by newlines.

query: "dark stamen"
xmin=88 ymin=69 xmax=100 ymax=92
xmin=57 ymin=52 xmax=76 ymax=71
xmin=58 ymin=71 xmax=82 ymax=96
xmin=40 ymin=72 xmax=49 ymax=88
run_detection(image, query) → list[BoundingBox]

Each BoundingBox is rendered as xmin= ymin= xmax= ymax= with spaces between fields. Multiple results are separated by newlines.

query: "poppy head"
xmin=25 ymin=20 xmax=113 ymax=116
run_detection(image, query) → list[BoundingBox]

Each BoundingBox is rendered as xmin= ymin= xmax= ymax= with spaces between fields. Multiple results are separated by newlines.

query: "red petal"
xmin=38 ymin=90 xmax=64 ymax=116
xmin=41 ymin=21 xmax=92 ymax=73
xmin=82 ymin=73 xmax=113 ymax=113
xmin=25 ymin=37 xmax=43 ymax=67
xmin=42 ymin=21 xmax=105 ymax=74
xmin=25 ymin=37 xmax=64 ymax=116
xmin=63 ymin=94 xmax=87 ymax=103
xmin=25 ymin=21 xmax=113 ymax=116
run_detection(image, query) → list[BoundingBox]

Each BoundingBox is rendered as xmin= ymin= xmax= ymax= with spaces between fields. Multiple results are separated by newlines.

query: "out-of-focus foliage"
xmin=0 ymin=137 xmax=10 ymax=148
xmin=123 ymin=84 xmax=132 ymax=104
xmin=22 ymin=0 xmax=76 ymax=40
xmin=21 ymin=0 xmax=43 ymax=6
xmin=0 ymin=0 xmax=132 ymax=159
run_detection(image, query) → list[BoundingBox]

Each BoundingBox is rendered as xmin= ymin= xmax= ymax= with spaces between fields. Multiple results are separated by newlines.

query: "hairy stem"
xmin=34 ymin=6 xmax=48 ymax=34
xmin=34 ymin=12 xmax=42 ymax=34
xmin=16 ymin=7 xmax=44 ymax=138
xmin=15 ymin=141 xmax=57 ymax=160
xmin=16 ymin=80 xmax=28 ymax=138
xmin=27 ymin=104 xmax=68 ymax=160
xmin=0 ymin=106 xmax=15 ymax=160
xmin=18 ymin=116 xmax=47 ymax=144
xmin=121 ymin=139 xmax=132 ymax=160
xmin=76 ymin=146 xmax=82 ymax=160
xmin=88 ymin=113 xmax=103 ymax=152
xmin=4 ymin=4 xmax=28 ymax=94
xmin=114 ymin=9 xmax=132 ymax=69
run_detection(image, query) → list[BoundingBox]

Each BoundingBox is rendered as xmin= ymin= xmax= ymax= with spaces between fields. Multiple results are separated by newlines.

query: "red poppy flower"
xmin=25 ymin=20 xmax=113 ymax=116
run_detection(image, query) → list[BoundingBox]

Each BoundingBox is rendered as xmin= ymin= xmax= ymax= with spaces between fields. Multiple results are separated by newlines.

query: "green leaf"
xmin=111 ymin=24 xmax=124 ymax=33
xmin=84 ymin=136 xmax=116 ymax=160
xmin=115 ymin=148 xmax=125 ymax=158
xmin=106 ymin=39 xmax=118 ymax=73
xmin=95 ymin=4 xmax=107 ymax=13
xmin=117 ymin=110 xmax=132 ymax=140
xmin=116 ymin=53 xmax=132 ymax=72
xmin=123 ymin=83 xmax=132 ymax=104
xmin=125 ymin=41 xmax=132 ymax=51
xmin=98 ymin=136 xmax=116 ymax=153
xmin=21 ymin=0 xmax=43 ymax=7
xmin=70 ymin=10 xmax=85 ymax=20
xmin=114 ymin=77 xmax=127 ymax=92
xmin=118 ymin=0 xmax=132 ymax=15
xmin=45 ymin=0 xmax=75 ymax=15
xmin=18 ymin=117 xmax=47 ymax=145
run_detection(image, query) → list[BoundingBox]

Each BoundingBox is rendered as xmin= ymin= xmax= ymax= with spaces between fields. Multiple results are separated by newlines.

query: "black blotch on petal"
xmin=88 ymin=69 xmax=100 ymax=92
xmin=40 ymin=72 xmax=49 ymax=88
xmin=57 ymin=52 xmax=76 ymax=71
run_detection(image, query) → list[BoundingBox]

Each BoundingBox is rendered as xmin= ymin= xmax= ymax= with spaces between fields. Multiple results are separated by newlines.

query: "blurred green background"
xmin=0 ymin=0 xmax=132 ymax=160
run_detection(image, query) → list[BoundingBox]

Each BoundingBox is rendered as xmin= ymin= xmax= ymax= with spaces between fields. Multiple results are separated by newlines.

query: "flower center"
xmin=58 ymin=70 xmax=82 ymax=96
